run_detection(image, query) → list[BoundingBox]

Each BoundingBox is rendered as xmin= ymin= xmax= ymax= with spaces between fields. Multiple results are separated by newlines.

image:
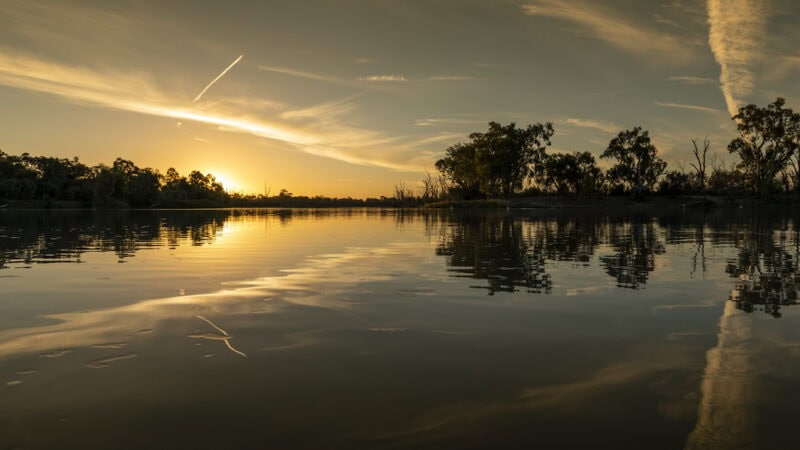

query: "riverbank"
xmin=3 ymin=194 xmax=800 ymax=211
xmin=425 ymin=194 xmax=800 ymax=211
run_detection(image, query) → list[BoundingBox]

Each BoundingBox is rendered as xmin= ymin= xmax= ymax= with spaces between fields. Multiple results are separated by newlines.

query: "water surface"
xmin=1 ymin=208 xmax=798 ymax=449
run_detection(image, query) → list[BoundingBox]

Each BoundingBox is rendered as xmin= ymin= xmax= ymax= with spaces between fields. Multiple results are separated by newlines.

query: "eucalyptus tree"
xmin=436 ymin=121 xmax=554 ymax=198
xmin=601 ymin=127 xmax=666 ymax=198
xmin=690 ymin=137 xmax=710 ymax=198
xmin=542 ymin=151 xmax=601 ymax=194
xmin=728 ymin=98 xmax=800 ymax=194
xmin=435 ymin=142 xmax=482 ymax=199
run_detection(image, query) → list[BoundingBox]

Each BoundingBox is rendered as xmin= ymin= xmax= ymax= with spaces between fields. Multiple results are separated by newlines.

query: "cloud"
xmin=358 ymin=75 xmax=406 ymax=82
xmin=472 ymin=62 xmax=509 ymax=69
xmin=563 ymin=118 xmax=619 ymax=135
xmin=0 ymin=49 xmax=437 ymax=172
xmin=415 ymin=118 xmax=485 ymax=127
xmin=355 ymin=58 xmax=377 ymax=64
xmin=521 ymin=1 xmax=690 ymax=59
xmin=193 ymin=54 xmax=244 ymax=102
xmin=707 ymin=0 xmax=768 ymax=116
xmin=763 ymin=54 xmax=800 ymax=83
xmin=280 ymin=94 xmax=361 ymax=121
xmin=410 ymin=132 xmax=468 ymax=146
xmin=655 ymin=102 xmax=722 ymax=113
xmin=258 ymin=65 xmax=359 ymax=88
xmin=668 ymin=76 xmax=716 ymax=84
xmin=428 ymin=75 xmax=474 ymax=81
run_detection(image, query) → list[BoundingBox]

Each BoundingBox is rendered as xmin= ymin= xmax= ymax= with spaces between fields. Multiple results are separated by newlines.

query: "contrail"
xmin=707 ymin=0 xmax=766 ymax=116
xmin=193 ymin=54 xmax=244 ymax=102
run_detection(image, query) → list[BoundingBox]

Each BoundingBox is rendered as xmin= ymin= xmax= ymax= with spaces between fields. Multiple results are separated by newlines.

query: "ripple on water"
xmin=91 ymin=342 xmax=129 ymax=349
xmin=40 ymin=350 xmax=71 ymax=358
xmin=85 ymin=353 xmax=138 ymax=369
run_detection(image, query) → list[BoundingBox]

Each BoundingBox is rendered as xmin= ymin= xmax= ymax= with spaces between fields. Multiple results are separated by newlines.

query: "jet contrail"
xmin=193 ymin=54 xmax=244 ymax=102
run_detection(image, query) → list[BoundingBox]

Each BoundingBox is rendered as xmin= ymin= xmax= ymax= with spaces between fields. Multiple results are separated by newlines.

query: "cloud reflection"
xmin=0 ymin=243 xmax=418 ymax=361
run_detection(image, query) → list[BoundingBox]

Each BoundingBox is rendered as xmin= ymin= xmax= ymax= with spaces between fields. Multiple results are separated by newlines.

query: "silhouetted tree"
xmin=601 ymin=127 xmax=666 ymax=198
xmin=473 ymin=122 xmax=554 ymax=197
xmin=92 ymin=163 xmax=128 ymax=207
xmin=658 ymin=170 xmax=693 ymax=194
xmin=728 ymin=98 xmax=800 ymax=194
xmin=690 ymin=138 xmax=710 ymax=198
xmin=435 ymin=142 xmax=483 ymax=199
xmin=436 ymin=121 xmax=554 ymax=199
xmin=127 ymin=167 xmax=162 ymax=207
xmin=542 ymin=151 xmax=602 ymax=194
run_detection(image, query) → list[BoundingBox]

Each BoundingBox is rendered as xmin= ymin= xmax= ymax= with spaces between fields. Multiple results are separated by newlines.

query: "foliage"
xmin=435 ymin=142 xmax=482 ymax=199
xmin=541 ymin=151 xmax=603 ymax=194
xmin=728 ymin=98 xmax=800 ymax=194
xmin=658 ymin=170 xmax=695 ymax=194
xmin=601 ymin=127 xmax=666 ymax=197
xmin=707 ymin=168 xmax=748 ymax=196
xmin=436 ymin=121 xmax=554 ymax=199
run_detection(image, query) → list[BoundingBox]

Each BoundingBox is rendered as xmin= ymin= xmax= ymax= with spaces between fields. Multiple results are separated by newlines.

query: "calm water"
xmin=0 ymin=208 xmax=798 ymax=449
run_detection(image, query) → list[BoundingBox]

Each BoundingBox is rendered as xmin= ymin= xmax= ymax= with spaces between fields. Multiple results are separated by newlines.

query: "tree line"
xmin=0 ymin=154 xmax=408 ymax=208
xmin=3 ymin=97 xmax=799 ymax=208
xmin=431 ymin=98 xmax=800 ymax=200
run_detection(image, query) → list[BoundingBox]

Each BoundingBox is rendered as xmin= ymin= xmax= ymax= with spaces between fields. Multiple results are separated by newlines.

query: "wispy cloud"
xmin=410 ymin=132 xmax=468 ymax=146
xmin=668 ymin=75 xmax=716 ymax=84
xmin=655 ymin=101 xmax=721 ymax=114
xmin=415 ymin=118 xmax=485 ymax=127
xmin=0 ymin=50 xmax=438 ymax=172
xmin=428 ymin=75 xmax=474 ymax=81
xmin=280 ymin=94 xmax=361 ymax=121
xmin=193 ymin=54 xmax=243 ymax=102
xmin=258 ymin=65 xmax=359 ymax=88
xmin=707 ymin=0 xmax=767 ymax=116
xmin=472 ymin=62 xmax=508 ymax=69
xmin=521 ymin=1 xmax=690 ymax=59
xmin=658 ymin=0 xmax=709 ymax=27
xmin=563 ymin=118 xmax=619 ymax=135
xmin=358 ymin=75 xmax=406 ymax=82
xmin=355 ymin=57 xmax=377 ymax=64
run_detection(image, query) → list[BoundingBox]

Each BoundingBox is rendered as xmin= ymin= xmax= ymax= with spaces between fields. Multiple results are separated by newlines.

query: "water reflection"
xmin=2 ymin=208 xmax=800 ymax=449
xmin=434 ymin=214 xmax=557 ymax=294
xmin=432 ymin=212 xmax=667 ymax=292
xmin=598 ymin=219 xmax=665 ymax=289
xmin=5 ymin=209 xmax=799 ymax=305
xmin=0 ymin=210 xmax=228 ymax=267
xmin=684 ymin=217 xmax=800 ymax=449
xmin=725 ymin=221 xmax=800 ymax=318
xmin=0 ymin=208 xmax=393 ymax=268
xmin=685 ymin=301 xmax=759 ymax=450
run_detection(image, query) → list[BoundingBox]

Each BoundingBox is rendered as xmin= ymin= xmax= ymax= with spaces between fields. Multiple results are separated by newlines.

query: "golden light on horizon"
xmin=212 ymin=172 xmax=240 ymax=193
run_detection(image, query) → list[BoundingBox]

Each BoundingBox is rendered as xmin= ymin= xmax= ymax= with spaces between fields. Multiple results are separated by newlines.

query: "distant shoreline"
xmin=3 ymin=194 xmax=800 ymax=211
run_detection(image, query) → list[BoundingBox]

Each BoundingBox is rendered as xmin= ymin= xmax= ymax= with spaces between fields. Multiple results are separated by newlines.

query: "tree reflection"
xmin=725 ymin=220 xmax=800 ymax=318
xmin=435 ymin=212 xmax=599 ymax=294
xmin=599 ymin=220 xmax=665 ymax=289
xmin=0 ymin=210 xmax=230 ymax=267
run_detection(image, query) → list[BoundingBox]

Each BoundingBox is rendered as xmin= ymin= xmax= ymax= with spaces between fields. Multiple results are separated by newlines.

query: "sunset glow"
xmin=2 ymin=2 xmax=799 ymax=448
xmin=0 ymin=1 xmax=798 ymax=198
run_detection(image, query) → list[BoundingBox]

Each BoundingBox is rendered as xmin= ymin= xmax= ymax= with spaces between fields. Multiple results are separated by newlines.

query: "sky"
xmin=1 ymin=0 xmax=799 ymax=197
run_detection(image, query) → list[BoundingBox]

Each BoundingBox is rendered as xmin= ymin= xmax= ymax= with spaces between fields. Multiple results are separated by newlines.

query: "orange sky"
xmin=1 ymin=1 xmax=798 ymax=197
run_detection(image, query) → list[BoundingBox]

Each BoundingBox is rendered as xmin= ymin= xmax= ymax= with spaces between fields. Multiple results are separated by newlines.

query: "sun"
xmin=212 ymin=172 xmax=240 ymax=193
